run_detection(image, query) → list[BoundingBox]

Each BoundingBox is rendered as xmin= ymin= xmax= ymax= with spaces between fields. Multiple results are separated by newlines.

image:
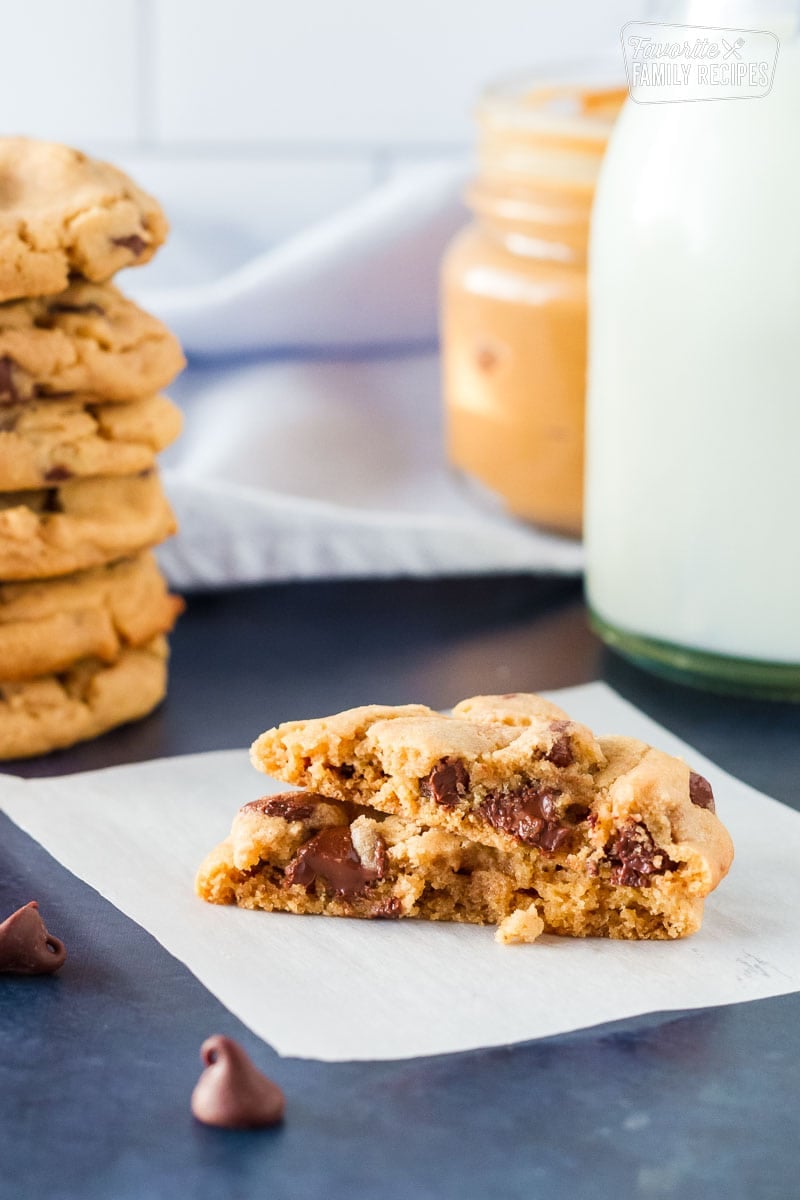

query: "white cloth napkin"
xmin=127 ymin=164 xmax=584 ymax=588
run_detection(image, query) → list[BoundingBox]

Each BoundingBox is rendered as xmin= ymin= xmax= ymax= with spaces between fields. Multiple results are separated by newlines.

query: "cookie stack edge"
xmin=0 ymin=139 xmax=185 ymax=759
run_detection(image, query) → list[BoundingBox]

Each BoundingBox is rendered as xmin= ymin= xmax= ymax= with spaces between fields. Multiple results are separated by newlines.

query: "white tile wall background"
xmin=2 ymin=0 xmax=649 ymax=246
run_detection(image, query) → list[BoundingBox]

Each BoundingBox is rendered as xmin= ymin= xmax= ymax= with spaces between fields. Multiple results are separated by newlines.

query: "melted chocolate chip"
xmin=191 ymin=1035 xmax=285 ymax=1129
xmin=242 ymin=792 xmax=322 ymax=821
xmin=0 ymin=901 xmax=66 ymax=975
xmin=689 ymin=771 xmax=715 ymax=813
xmin=544 ymin=720 xmax=574 ymax=768
xmin=422 ymin=757 xmax=469 ymax=808
xmin=605 ymin=822 xmax=678 ymax=888
xmin=565 ymin=803 xmax=591 ymax=823
xmin=0 ymin=357 xmax=20 ymax=404
xmin=112 ymin=233 xmax=148 ymax=257
xmin=48 ymin=302 xmax=105 ymax=317
xmin=480 ymin=785 xmax=582 ymax=852
xmin=42 ymin=488 xmax=64 ymax=514
xmin=371 ymin=896 xmax=402 ymax=919
xmin=285 ymin=826 xmax=386 ymax=897
xmin=44 ymin=465 xmax=72 ymax=483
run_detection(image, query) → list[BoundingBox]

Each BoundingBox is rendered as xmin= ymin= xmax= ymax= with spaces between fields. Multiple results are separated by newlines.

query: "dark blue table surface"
xmin=2 ymin=576 xmax=800 ymax=1200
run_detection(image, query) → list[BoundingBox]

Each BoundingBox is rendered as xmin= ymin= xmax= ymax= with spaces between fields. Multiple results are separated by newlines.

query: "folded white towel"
xmin=128 ymin=164 xmax=583 ymax=587
xmin=132 ymin=164 xmax=469 ymax=356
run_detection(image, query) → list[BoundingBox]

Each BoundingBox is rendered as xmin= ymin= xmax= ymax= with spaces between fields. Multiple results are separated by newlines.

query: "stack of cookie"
xmin=0 ymin=138 xmax=185 ymax=760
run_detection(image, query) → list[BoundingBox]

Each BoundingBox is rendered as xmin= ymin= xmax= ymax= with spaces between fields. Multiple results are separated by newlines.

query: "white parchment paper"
xmin=2 ymin=683 xmax=799 ymax=1062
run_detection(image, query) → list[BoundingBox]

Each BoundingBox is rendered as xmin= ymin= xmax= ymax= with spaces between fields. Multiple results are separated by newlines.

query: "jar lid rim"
xmin=479 ymin=61 xmax=626 ymax=143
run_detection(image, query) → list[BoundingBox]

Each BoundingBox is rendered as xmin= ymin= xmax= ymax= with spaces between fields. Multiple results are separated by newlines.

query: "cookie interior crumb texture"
xmin=235 ymin=693 xmax=734 ymax=941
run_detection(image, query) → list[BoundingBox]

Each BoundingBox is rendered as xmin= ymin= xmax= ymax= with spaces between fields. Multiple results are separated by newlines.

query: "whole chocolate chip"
xmin=112 ymin=233 xmax=148 ymax=257
xmin=44 ymin=465 xmax=73 ymax=483
xmin=284 ymin=826 xmax=386 ymax=897
xmin=0 ymin=901 xmax=66 ymax=975
xmin=422 ymin=757 xmax=469 ymax=808
xmin=48 ymin=302 xmax=105 ymax=317
xmin=689 ymin=771 xmax=715 ymax=813
xmin=480 ymin=785 xmax=579 ymax=852
xmin=242 ymin=792 xmax=321 ymax=821
xmin=191 ymin=1035 xmax=285 ymax=1129
xmin=545 ymin=721 xmax=574 ymax=768
xmin=0 ymin=357 xmax=20 ymax=404
xmin=605 ymin=822 xmax=678 ymax=888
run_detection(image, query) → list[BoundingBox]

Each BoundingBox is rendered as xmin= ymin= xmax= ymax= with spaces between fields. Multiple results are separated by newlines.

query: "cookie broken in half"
xmin=199 ymin=694 xmax=733 ymax=942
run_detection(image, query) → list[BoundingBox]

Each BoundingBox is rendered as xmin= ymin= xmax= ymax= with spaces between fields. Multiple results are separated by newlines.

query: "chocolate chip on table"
xmin=544 ymin=720 xmax=574 ymax=768
xmin=0 ymin=356 xmax=20 ymax=404
xmin=112 ymin=233 xmax=148 ymax=257
xmin=480 ymin=785 xmax=585 ymax=852
xmin=422 ymin=757 xmax=469 ymax=807
xmin=242 ymin=792 xmax=320 ymax=821
xmin=689 ymin=771 xmax=715 ymax=813
xmin=191 ymin=1035 xmax=285 ymax=1130
xmin=0 ymin=901 xmax=66 ymax=975
xmin=284 ymin=826 xmax=386 ymax=897
xmin=605 ymin=822 xmax=678 ymax=888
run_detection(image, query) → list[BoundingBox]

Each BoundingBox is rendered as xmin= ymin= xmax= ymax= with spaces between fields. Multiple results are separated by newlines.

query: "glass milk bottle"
xmin=585 ymin=1 xmax=800 ymax=697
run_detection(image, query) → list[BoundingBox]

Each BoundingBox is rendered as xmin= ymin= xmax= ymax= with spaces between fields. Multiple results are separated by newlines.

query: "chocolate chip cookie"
xmin=0 ymin=392 xmax=182 ymax=489
xmin=0 ymin=552 xmax=183 ymax=681
xmin=0 ymin=636 xmax=168 ymax=760
xmin=0 ymin=280 xmax=185 ymax=403
xmin=197 ymin=790 xmax=546 ymax=940
xmin=0 ymin=470 xmax=176 ymax=580
xmin=249 ymin=693 xmax=734 ymax=939
xmin=0 ymin=138 xmax=167 ymax=303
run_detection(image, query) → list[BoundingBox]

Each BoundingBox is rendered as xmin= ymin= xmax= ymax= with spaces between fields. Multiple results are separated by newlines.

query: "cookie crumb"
xmin=496 ymin=903 xmax=545 ymax=945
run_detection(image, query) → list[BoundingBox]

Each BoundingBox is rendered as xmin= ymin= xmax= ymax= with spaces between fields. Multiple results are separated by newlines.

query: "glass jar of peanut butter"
xmin=441 ymin=69 xmax=623 ymax=537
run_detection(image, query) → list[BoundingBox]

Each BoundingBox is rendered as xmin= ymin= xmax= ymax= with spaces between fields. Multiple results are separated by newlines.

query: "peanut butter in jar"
xmin=441 ymin=71 xmax=623 ymax=537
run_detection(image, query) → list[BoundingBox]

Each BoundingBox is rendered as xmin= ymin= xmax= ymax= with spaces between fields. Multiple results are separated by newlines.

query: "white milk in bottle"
xmin=585 ymin=0 xmax=800 ymax=696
